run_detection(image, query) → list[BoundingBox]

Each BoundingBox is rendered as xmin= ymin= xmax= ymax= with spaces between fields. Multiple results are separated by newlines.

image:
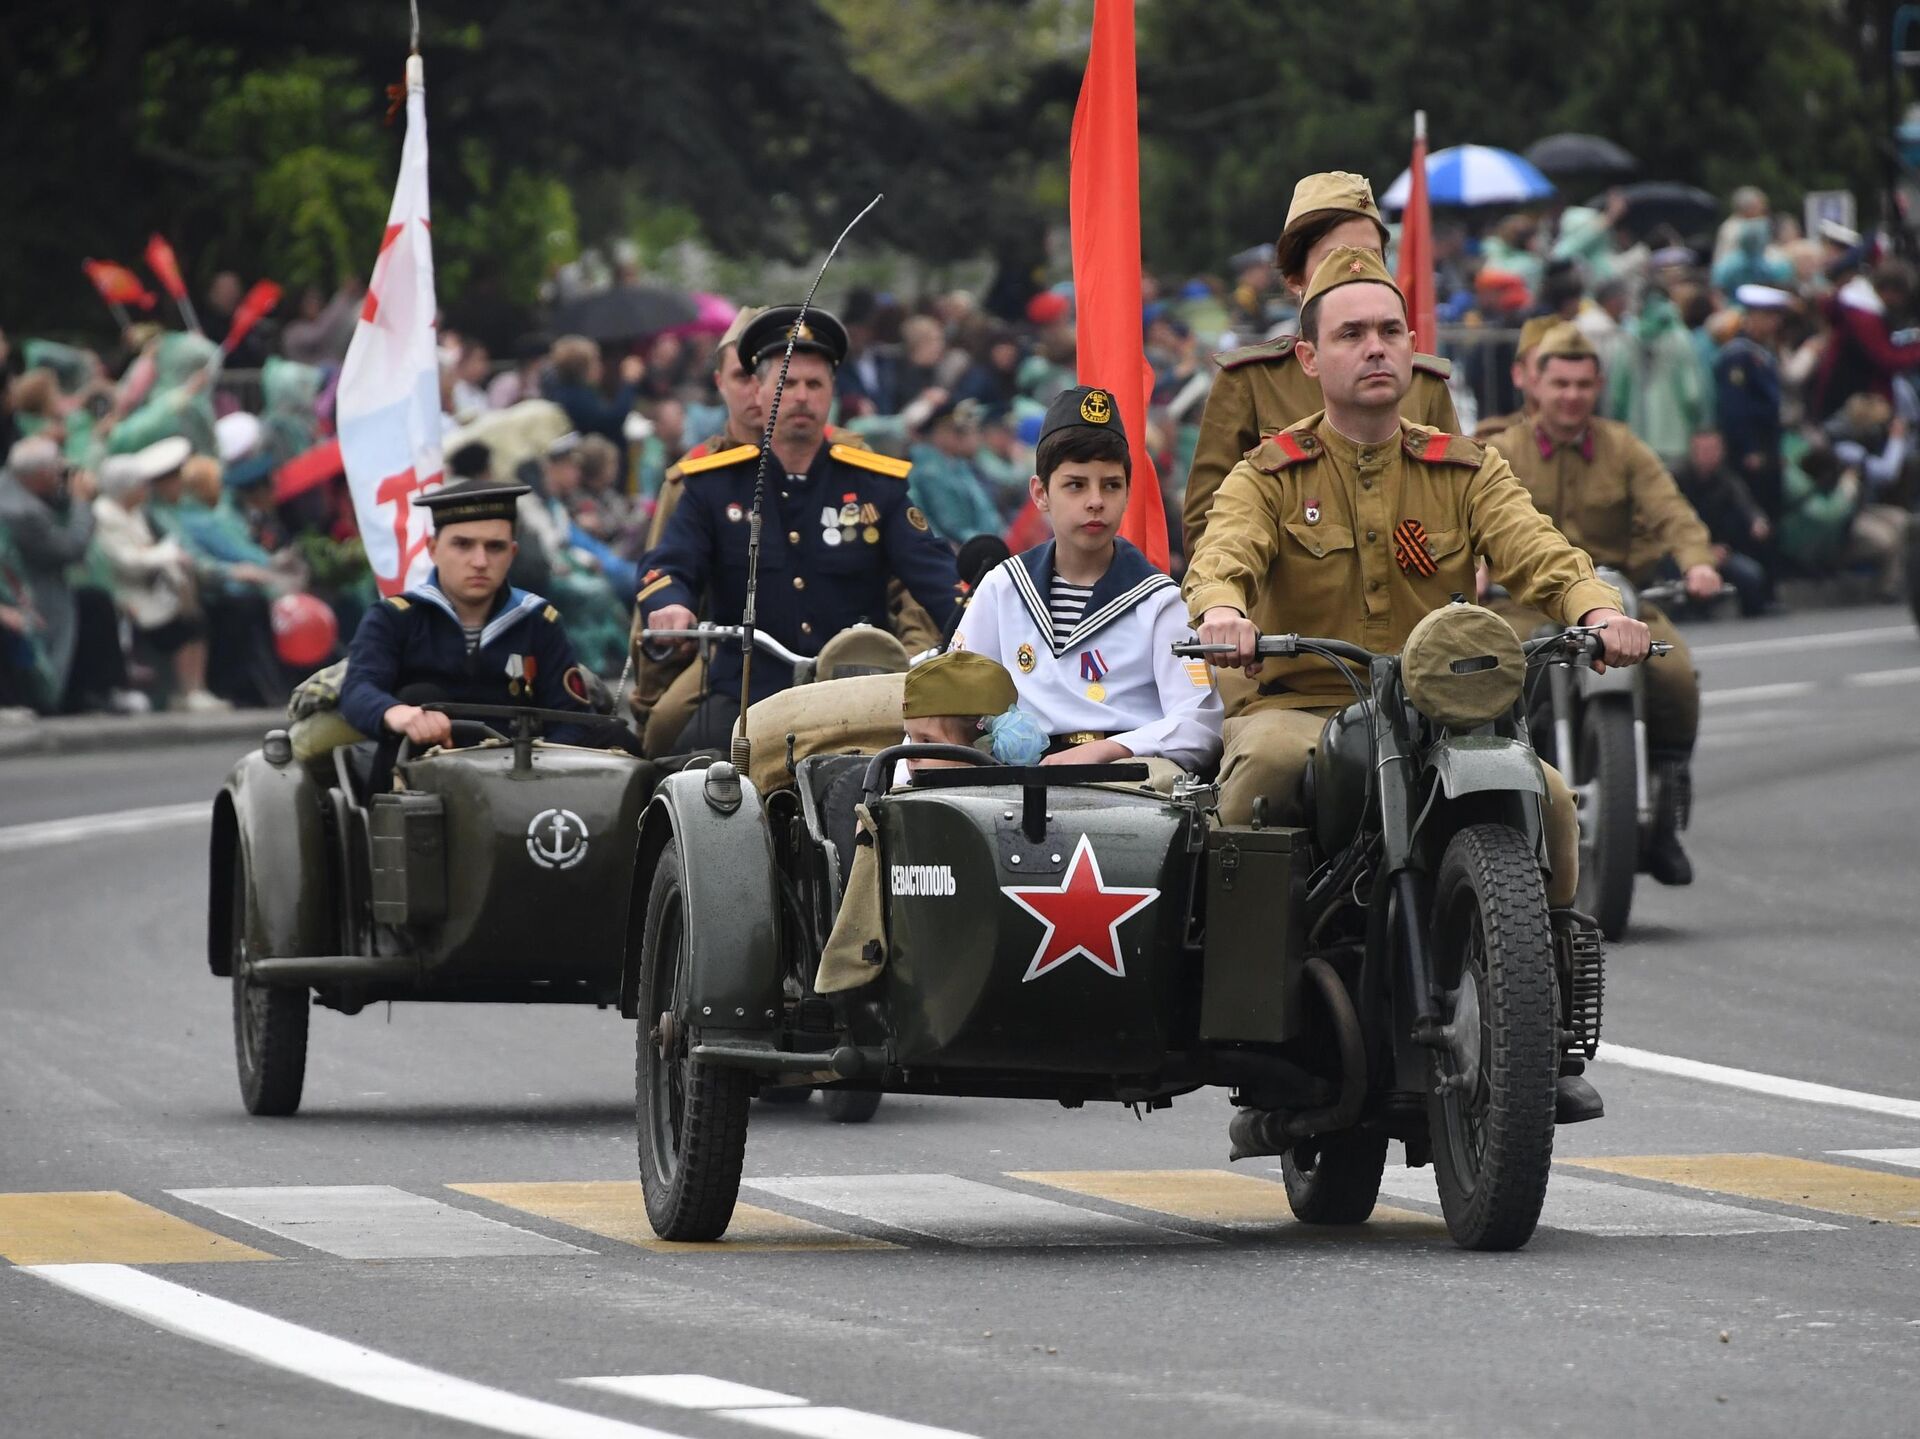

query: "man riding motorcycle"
xmin=1483 ymin=322 xmax=1720 ymax=885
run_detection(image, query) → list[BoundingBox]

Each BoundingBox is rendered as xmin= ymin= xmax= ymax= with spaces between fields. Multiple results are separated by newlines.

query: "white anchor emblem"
xmin=526 ymin=808 xmax=590 ymax=870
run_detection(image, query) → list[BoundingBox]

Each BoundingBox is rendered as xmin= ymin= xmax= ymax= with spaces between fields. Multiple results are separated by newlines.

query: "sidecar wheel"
xmin=231 ymin=846 xmax=308 ymax=1117
xmin=636 ymin=838 xmax=750 ymax=1241
xmin=819 ymin=1087 xmax=883 ymax=1124
xmin=1427 ymin=823 xmax=1558 ymax=1252
xmin=1280 ymin=1132 xmax=1388 ymax=1224
xmin=1575 ymin=696 xmax=1637 ymax=940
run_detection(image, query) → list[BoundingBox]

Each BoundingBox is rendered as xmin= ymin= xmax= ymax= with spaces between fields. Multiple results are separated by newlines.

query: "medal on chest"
xmin=505 ymin=652 xmax=538 ymax=697
xmin=1016 ymin=642 xmax=1037 ymax=674
xmin=1304 ymin=497 xmax=1321 ymax=525
xmin=1080 ymin=649 xmax=1110 ymax=702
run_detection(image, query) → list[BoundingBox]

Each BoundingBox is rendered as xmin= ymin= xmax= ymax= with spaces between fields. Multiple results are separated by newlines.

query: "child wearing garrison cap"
xmin=897 ymin=649 xmax=1046 ymax=778
xmin=948 ymin=386 xmax=1222 ymax=781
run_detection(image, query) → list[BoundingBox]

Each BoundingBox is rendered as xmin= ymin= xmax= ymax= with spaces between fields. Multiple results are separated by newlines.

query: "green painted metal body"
xmin=874 ymin=786 xmax=1198 ymax=1073
xmin=209 ymin=749 xmax=336 ymax=974
xmin=1425 ymin=734 xmax=1547 ymax=800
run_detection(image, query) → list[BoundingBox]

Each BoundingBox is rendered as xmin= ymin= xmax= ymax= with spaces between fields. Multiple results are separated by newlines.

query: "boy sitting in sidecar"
xmin=951 ymin=386 xmax=1222 ymax=785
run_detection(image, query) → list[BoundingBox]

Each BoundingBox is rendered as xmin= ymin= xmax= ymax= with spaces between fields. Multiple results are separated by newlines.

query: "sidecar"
xmin=626 ymin=736 xmax=1346 ymax=1244
xmin=208 ymin=704 xmax=660 ymax=1116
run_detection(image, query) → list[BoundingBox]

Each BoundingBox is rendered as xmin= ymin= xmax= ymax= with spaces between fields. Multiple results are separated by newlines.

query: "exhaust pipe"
xmin=1229 ymin=957 xmax=1368 ymax=1159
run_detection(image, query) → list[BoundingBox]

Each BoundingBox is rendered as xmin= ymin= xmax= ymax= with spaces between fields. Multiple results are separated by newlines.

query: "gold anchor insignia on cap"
xmin=1079 ymin=389 xmax=1113 ymax=425
xmin=790 ymin=322 xmax=813 ymax=342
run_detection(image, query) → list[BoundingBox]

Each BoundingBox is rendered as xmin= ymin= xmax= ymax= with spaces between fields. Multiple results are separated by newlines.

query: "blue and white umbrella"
xmin=1382 ymin=145 xmax=1555 ymax=210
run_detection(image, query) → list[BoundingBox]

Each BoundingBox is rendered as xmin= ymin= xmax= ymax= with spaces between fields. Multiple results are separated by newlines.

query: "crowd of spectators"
xmin=4 ymin=182 xmax=1915 ymax=719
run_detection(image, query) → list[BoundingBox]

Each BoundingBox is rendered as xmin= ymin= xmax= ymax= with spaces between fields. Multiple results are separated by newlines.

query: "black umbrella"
xmin=1525 ymin=133 xmax=1637 ymax=179
xmin=1589 ymin=182 xmax=1721 ymax=239
xmin=548 ymin=285 xmax=699 ymax=343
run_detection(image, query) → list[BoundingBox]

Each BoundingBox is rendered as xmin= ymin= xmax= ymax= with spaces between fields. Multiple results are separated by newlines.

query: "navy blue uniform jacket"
xmin=340 ymin=572 xmax=590 ymax=742
xmin=1714 ymin=336 xmax=1783 ymax=475
xmin=641 ymin=441 xmax=962 ymax=702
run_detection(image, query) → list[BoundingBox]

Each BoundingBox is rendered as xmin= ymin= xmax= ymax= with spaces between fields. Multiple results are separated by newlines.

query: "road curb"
xmin=0 ymin=709 xmax=278 ymax=760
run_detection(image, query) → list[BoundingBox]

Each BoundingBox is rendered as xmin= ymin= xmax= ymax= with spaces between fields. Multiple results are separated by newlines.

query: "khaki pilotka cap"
xmin=1533 ymin=321 xmax=1600 ymax=363
xmin=716 ymin=304 xmax=765 ymax=356
xmin=1515 ymin=314 xmax=1563 ymax=358
xmin=902 ymin=650 xmax=1016 ymax=719
xmin=1275 ymin=171 xmax=1391 ymax=279
xmin=1300 ymin=245 xmax=1405 ymax=310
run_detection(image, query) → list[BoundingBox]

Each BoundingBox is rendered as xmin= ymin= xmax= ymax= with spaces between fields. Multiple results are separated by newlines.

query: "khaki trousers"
xmin=1218 ymin=698 xmax=1579 ymax=907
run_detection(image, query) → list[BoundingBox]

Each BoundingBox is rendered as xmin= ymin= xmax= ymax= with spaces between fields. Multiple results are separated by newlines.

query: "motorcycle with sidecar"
xmin=625 ymin=602 xmax=1615 ymax=1252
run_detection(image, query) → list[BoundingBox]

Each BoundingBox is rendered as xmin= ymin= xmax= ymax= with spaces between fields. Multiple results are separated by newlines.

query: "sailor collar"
xmin=1005 ymin=538 xmax=1174 ymax=657
xmin=411 ymin=572 xmax=549 ymax=649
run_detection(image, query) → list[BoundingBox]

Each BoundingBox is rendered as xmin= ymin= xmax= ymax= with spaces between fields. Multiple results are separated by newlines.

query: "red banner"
xmin=222 ymin=279 xmax=284 ymax=355
xmin=1069 ymin=0 xmax=1168 ymax=572
xmin=143 ymin=234 xmax=189 ymax=300
xmin=82 ymin=259 xmax=156 ymax=310
xmin=1395 ymin=113 xmax=1439 ymax=359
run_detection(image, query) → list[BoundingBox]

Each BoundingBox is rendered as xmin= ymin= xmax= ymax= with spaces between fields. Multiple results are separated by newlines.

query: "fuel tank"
xmin=1311 ymin=700 xmax=1374 ymax=856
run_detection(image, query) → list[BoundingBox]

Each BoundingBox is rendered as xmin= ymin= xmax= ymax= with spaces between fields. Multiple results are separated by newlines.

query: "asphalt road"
xmin=3 ymin=603 xmax=1917 ymax=1439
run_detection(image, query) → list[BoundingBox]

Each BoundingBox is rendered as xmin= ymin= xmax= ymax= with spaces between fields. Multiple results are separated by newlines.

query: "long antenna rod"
xmin=731 ymin=192 xmax=884 ymax=771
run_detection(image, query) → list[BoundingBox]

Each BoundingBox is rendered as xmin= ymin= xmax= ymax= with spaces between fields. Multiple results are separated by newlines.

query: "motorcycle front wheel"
xmin=1426 ymin=823 xmax=1558 ymax=1251
xmin=1575 ymin=695 xmax=1638 ymax=940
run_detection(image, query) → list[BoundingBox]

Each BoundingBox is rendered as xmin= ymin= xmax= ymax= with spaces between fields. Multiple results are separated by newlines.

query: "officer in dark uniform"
xmin=340 ymin=476 xmax=594 ymax=786
xmin=639 ymin=304 xmax=962 ymax=751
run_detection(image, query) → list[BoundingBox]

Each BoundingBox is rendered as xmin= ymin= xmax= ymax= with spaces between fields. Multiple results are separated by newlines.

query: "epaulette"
xmin=1213 ymin=335 xmax=1297 ymax=372
xmin=635 ymin=568 xmax=674 ymax=605
xmin=1411 ymin=352 xmax=1454 ymax=380
xmin=831 ymin=443 xmax=912 ymax=479
xmin=824 ymin=426 xmax=872 ymax=452
xmin=385 ymin=595 xmax=411 ymax=611
xmin=1248 ymin=426 xmax=1322 ymax=473
xmin=675 ymin=443 xmax=758 ymax=477
xmin=541 ymin=604 xmax=560 ymax=624
xmin=1402 ymin=426 xmax=1484 ymax=468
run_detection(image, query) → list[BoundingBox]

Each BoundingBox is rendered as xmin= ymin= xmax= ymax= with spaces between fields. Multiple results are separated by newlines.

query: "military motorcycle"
xmin=626 ymin=602 xmax=1612 ymax=1252
xmin=1528 ymin=568 xmax=1687 ymax=939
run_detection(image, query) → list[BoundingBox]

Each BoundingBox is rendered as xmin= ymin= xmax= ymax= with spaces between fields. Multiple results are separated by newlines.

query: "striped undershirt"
xmin=463 ymin=624 xmax=483 ymax=656
xmin=1048 ymin=575 xmax=1094 ymax=648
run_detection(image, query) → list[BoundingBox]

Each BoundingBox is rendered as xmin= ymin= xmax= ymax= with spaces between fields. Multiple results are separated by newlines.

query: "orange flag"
xmin=221 ymin=279 xmax=284 ymax=356
xmin=1395 ymin=111 xmax=1439 ymax=360
xmin=82 ymin=260 xmax=156 ymax=311
xmin=144 ymin=233 xmax=202 ymax=332
xmin=1069 ymin=0 xmax=1168 ymax=571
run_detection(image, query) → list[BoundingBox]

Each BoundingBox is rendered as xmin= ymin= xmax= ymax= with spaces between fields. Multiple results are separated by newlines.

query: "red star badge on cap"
xmin=1001 ymin=834 xmax=1159 ymax=982
xmin=1348 ymin=258 xmax=1365 ymax=274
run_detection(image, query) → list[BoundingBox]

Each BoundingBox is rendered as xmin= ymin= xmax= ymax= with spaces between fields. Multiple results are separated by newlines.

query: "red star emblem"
xmin=1001 ymin=834 xmax=1159 ymax=983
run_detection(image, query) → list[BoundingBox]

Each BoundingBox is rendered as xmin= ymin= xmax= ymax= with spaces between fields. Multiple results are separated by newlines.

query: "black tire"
xmin=819 ymin=1087 xmax=883 ymax=1124
xmin=1280 ymin=1132 xmax=1389 ymax=1224
xmin=758 ymin=1084 xmax=813 ymax=1105
xmin=1906 ymin=516 xmax=1920 ymax=630
xmin=229 ymin=847 xmax=309 ymax=1116
xmin=1426 ymin=823 xmax=1558 ymax=1252
xmin=635 ymin=837 xmax=750 ymax=1241
xmin=1574 ymin=697 xmax=1638 ymax=941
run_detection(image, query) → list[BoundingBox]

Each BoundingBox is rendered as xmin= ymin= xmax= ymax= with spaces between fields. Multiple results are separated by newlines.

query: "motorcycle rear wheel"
xmin=1575 ymin=696 xmax=1638 ymax=940
xmin=1426 ymin=823 xmax=1558 ymax=1252
xmin=1280 ymin=1132 xmax=1389 ymax=1224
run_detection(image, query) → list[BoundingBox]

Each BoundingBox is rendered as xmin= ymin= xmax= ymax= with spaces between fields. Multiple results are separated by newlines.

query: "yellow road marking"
xmin=1567 ymin=1155 xmax=1920 ymax=1226
xmin=1010 ymin=1169 xmax=1445 ymax=1235
xmin=448 ymin=1182 xmax=899 ymax=1253
xmin=0 ymin=1192 xmax=274 ymax=1265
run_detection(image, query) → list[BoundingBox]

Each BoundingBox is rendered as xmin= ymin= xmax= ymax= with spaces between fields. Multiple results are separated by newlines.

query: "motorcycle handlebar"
xmin=1171 ymin=635 xmax=1377 ymax=665
xmin=639 ymin=625 xmax=807 ymax=668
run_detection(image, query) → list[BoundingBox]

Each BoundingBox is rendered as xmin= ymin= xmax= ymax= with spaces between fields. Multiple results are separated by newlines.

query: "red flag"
xmin=221 ymin=279 xmax=284 ymax=355
xmin=1069 ymin=0 xmax=1168 ymax=572
xmin=82 ymin=260 xmax=156 ymax=311
xmin=273 ymin=438 xmax=344 ymax=503
xmin=144 ymin=234 xmax=188 ymax=300
xmin=1395 ymin=112 xmax=1439 ymax=359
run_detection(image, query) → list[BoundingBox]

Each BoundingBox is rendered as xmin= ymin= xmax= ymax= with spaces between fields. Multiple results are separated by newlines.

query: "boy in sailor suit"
xmin=951 ymin=386 xmax=1222 ymax=779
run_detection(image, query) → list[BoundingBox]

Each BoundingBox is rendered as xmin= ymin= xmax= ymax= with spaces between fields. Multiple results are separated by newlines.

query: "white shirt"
xmin=952 ymin=539 xmax=1222 ymax=772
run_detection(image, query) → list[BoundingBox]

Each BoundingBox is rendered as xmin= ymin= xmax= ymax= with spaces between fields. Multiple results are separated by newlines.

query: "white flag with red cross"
xmin=338 ymin=53 xmax=443 ymax=597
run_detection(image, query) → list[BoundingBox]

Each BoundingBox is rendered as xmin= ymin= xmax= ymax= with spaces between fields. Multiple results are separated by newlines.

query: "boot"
xmin=1555 ymin=1074 xmax=1605 ymax=1124
xmin=1645 ymin=829 xmax=1694 ymax=886
xmin=1645 ymin=756 xmax=1695 ymax=886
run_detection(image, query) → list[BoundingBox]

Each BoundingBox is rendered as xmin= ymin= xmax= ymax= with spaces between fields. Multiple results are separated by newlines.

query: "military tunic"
xmin=1184 ymin=338 xmax=1460 ymax=553
xmin=642 ymin=440 xmax=961 ymax=703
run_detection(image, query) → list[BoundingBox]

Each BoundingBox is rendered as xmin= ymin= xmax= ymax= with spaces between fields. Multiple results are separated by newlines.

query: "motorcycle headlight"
xmin=1400 ymin=603 xmax=1525 ymax=729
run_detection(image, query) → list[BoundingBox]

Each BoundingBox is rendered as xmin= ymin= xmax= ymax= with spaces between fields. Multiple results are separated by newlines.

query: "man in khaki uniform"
xmin=1483 ymin=322 xmax=1721 ymax=884
xmin=1184 ymin=172 xmax=1460 ymax=557
xmin=1183 ymin=248 xmax=1652 ymax=908
xmin=1471 ymin=312 xmax=1561 ymax=439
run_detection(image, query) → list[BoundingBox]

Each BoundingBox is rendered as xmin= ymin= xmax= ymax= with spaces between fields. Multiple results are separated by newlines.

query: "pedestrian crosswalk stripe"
xmin=451 ymin=1182 xmax=897 ymax=1253
xmin=571 ymin=1374 xmax=983 ymax=1439
xmin=0 ymin=1192 xmax=273 ymax=1266
xmin=574 ymin=1375 xmax=808 ymax=1408
xmin=1568 ymin=1155 xmax=1920 ymax=1226
xmin=716 ymin=1405 xmax=979 ymax=1439
xmin=747 ymin=1173 xmax=1205 ymax=1247
xmin=1831 ymin=1148 xmax=1920 ymax=1172
xmin=1377 ymin=1166 xmax=1837 ymax=1238
xmin=1012 ymin=1169 xmax=1444 ymax=1234
xmin=168 ymin=1185 xmax=586 ymax=1259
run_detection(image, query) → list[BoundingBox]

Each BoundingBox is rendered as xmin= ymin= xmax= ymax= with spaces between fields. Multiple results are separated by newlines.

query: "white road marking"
xmin=26 ymin=1264 xmax=693 ymax=1439
xmin=746 ymin=1174 xmax=1204 ymax=1247
xmin=575 ymin=1376 xmax=807 ymax=1409
xmin=1831 ymin=1149 xmax=1920 ymax=1171
xmin=0 ymin=801 xmax=205 ymax=854
xmin=1688 ymin=625 xmax=1908 ymax=659
xmin=1700 ymin=681 xmax=1816 ymax=707
xmin=573 ymin=1376 xmax=981 ymax=1439
xmin=1373 ymin=1167 xmax=1834 ymax=1238
xmin=717 ymin=1407 xmax=981 ymax=1439
xmin=1846 ymin=666 xmax=1920 ymax=688
xmin=1597 ymin=1044 xmax=1920 ymax=1122
xmin=168 ymin=1185 xmax=586 ymax=1259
